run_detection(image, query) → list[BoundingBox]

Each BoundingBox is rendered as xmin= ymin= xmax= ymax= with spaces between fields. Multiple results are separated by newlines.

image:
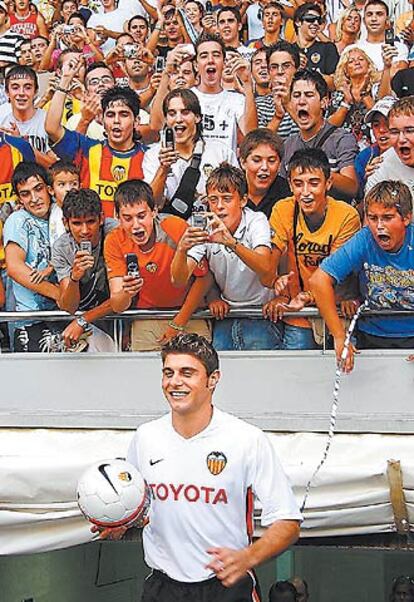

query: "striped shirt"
xmin=255 ymin=94 xmax=275 ymax=128
xmin=0 ymin=29 xmax=23 ymax=65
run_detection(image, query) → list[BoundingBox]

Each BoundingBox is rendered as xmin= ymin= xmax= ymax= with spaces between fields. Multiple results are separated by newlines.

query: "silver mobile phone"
xmin=80 ymin=241 xmax=92 ymax=254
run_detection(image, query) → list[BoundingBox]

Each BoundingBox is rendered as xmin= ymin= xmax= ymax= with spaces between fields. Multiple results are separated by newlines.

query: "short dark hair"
xmin=31 ymin=35 xmax=49 ymax=45
xmin=68 ymin=11 xmax=87 ymax=26
xmin=114 ymin=179 xmax=154 ymax=214
xmin=12 ymin=161 xmax=50 ymax=194
xmin=287 ymin=148 xmax=330 ymax=180
xmin=195 ymin=32 xmax=226 ymax=58
xmin=263 ymin=2 xmax=284 ymax=16
xmin=217 ymin=6 xmax=242 ymax=24
xmin=127 ymin=14 xmax=149 ymax=30
xmin=364 ymin=0 xmax=389 ymax=16
xmin=266 ymin=40 xmax=300 ymax=69
xmin=291 ymin=68 xmax=328 ymax=99
xmin=239 ymin=128 xmax=284 ymax=162
xmin=269 ymin=581 xmax=298 ymax=602
xmin=294 ymin=2 xmax=322 ymax=31
xmin=5 ymin=65 xmax=38 ymax=92
xmin=49 ymin=160 xmax=80 ymax=181
xmin=101 ymin=86 xmax=140 ymax=118
xmin=161 ymin=333 xmax=219 ymax=376
xmin=85 ymin=61 xmax=114 ymax=83
xmin=163 ymin=88 xmax=202 ymax=141
xmin=365 ymin=180 xmax=413 ymax=218
xmin=206 ymin=162 xmax=247 ymax=197
xmin=63 ymin=188 xmax=102 ymax=219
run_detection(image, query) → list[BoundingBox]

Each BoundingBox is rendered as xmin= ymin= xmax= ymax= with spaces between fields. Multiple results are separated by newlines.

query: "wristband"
xmin=56 ymin=86 xmax=69 ymax=94
xmin=340 ymin=101 xmax=351 ymax=109
xmin=70 ymin=272 xmax=80 ymax=283
xmin=168 ymin=320 xmax=185 ymax=332
xmin=155 ymin=25 xmax=162 ymax=30
xmin=228 ymin=239 xmax=239 ymax=251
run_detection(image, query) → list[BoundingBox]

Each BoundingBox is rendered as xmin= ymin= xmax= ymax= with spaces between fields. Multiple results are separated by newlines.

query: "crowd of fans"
xmin=0 ymin=0 xmax=413 ymax=362
xmin=268 ymin=575 xmax=414 ymax=601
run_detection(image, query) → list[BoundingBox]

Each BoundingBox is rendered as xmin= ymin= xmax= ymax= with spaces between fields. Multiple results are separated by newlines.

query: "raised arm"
xmin=45 ymin=55 xmax=82 ymax=143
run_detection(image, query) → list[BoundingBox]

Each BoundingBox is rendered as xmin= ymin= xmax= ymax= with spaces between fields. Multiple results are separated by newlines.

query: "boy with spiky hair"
xmin=104 ymin=179 xmax=211 ymax=351
xmin=171 ymin=162 xmax=278 ymax=350
xmin=45 ymin=54 xmax=146 ymax=218
xmin=51 ymin=188 xmax=117 ymax=351
xmin=311 ymin=180 xmax=414 ymax=372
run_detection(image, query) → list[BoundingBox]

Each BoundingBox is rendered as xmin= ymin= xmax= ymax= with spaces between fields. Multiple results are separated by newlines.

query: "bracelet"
xmin=229 ymin=239 xmax=239 ymax=251
xmin=70 ymin=272 xmax=80 ymax=283
xmin=168 ymin=320 xmax=185 ymax=332
xmin=304 ymin=290 xmax=315 ymax=305
xmin=56 ymin=86 xmax=69 ymax=94
xmin=340 ymin=101 xmax=351 ymax=109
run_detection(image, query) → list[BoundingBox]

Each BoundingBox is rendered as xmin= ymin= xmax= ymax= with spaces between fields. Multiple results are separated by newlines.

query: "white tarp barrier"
xmin=1 ymin=428 xmax=413 ymax=555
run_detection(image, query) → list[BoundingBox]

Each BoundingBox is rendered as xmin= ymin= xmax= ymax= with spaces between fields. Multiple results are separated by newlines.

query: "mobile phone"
xmin=155 ymin=56 xmax=165 ymax=73
xmin=125 ymin=253 xmax=140 ymax=277
xmin=385 ymin=26 xmax=395 ymax=45
xmin=80 ymin=241 xmax=92 ymax=254
xmin=123 ymin=44 xmax=136 ymax=58
xmin=162 ymin=126 xmax=175 ymax=150
xmin=63 ymin=24 xmax=75 ymax=34
xmin=205 ymin=1 xmax=213 ymax=14
xmin=190 ymin=212 xmax=208 ymax=230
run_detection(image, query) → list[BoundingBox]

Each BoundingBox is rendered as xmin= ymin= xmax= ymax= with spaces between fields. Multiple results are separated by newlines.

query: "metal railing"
xmin=0 ymin=306 xmax=413 ymax=353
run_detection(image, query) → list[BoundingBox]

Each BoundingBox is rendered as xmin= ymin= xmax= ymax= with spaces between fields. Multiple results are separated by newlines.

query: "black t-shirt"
xmin=293 ymin=40 xmax=339 ymax=75
xmin=246 ymin=175 xmax=291 ymax=218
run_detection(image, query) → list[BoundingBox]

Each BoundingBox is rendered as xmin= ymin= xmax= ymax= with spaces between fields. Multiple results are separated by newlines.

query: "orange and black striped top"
xmin=53 ymin=129 xmax=145 ymax=219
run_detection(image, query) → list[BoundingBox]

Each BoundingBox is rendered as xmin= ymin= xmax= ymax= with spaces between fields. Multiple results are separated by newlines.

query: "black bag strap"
xmin=313 ymin=124 xmax=337 ymax=150
xmin=165 ymin=141 xmax=203 ymax=220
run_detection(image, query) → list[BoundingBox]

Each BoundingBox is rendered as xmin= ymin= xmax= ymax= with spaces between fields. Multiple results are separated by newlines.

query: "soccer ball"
xmin=77 ymin=458 xmax=150 ymax=528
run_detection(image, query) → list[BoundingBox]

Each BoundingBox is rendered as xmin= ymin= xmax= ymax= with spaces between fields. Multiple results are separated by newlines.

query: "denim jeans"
xmin=282 ymin=323 xmax=319 ymax=350
xmin=213 ymin=318 xmax=284 ymax=351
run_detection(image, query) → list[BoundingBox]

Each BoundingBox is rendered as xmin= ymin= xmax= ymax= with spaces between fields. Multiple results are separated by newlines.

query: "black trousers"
xmin=141 ymin=569 xmax=261 ymax=602
xmin=14 ymin=321 xmax=66 ymax=352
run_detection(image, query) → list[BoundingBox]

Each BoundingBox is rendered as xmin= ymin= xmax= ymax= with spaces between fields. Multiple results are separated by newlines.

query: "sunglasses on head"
xmin=301 ymin=14 xmax=323 ymax=24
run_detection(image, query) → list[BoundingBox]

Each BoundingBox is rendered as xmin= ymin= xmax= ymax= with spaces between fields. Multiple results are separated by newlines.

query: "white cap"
xmin=365 ymin=95 xmax=396 ymax=124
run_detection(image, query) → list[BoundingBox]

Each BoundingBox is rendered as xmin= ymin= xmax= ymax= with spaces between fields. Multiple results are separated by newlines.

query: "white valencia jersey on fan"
xmin=127 ymin=408 xmax=301 ymax=582
xmin=191 ymin=88 xmax=245 ymax=153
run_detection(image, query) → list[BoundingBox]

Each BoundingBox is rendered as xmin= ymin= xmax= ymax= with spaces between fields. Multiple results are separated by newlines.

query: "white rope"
xmin=300 ymin=301 xmax=369 ymax=513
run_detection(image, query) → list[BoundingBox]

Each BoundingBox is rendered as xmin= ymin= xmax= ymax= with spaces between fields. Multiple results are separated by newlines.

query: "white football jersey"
xmin=127 ymin=408 xmax=301 ymax=582
xmin=191 ymin=88 xmax=245 ymax=154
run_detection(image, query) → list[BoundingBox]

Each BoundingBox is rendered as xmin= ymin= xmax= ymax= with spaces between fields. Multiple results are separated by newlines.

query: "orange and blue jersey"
xmin=52 ymin=128 xmax=146 ymax=219
xmin=0 ymin=132 xmax=35 ymax=206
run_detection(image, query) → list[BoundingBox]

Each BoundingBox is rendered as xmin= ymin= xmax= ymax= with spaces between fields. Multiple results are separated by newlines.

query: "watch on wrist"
xmin=76 ymin=316 xmax=91 ymax=332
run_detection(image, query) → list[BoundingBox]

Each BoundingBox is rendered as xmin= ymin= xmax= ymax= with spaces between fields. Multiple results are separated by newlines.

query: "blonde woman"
xmin=329 ymin=6 xmax=361 ymax=53
xmin=328 ymin=45 xmax=392 ymax=149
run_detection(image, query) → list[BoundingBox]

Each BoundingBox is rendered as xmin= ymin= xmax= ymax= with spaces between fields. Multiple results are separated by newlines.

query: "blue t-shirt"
xmin=4 ymin=209 xmax=57 ymax=314
xmin=320 ymin=224 xmax=414 ymax=338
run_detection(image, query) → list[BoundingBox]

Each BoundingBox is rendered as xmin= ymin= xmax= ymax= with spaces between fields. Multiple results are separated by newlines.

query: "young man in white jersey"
xmin=96 ymin=333 xmax=301 ymax=601
xmin=191 ymin=32 xmax=258 ymax=153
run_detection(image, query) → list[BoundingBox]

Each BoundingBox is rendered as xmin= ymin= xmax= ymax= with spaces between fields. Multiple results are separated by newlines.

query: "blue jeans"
xmin=282 ymin=323 xmax=319 ymax=350
xmin=213 ymin=318 xmax=284 ymax=351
